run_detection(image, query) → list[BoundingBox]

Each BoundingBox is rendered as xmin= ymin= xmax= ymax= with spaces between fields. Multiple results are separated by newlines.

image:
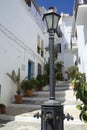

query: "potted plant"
xmin=7 ymin=68 xmax=23 ymax=104
xmin=36 ymin=74 xmax=49 ymax=91
xmin=21 ymin=80 xmax=31 ymax=96
xmin=0 ymin=104 xmax=6 ymax=114
xmin=21 ymin=78 xmax=39 ymax=96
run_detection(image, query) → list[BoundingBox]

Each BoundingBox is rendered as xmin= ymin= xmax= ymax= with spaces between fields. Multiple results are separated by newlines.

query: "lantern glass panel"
xmin=53 ymin=14 xmax=60 ymax=29
xmin=45 ymin=14 xmax=52 ymax=30
xmin=43 ymin=18 xmax=48 ymax=30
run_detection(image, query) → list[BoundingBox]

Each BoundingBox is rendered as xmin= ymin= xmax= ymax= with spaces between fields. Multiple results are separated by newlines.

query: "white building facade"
xmin=57 ymin=13 xmax=76 ymax=70
xmin=71 ymin=0 xmax=87 ymax=80
xmin=0 ymin=0 xmax=79 ymax=106
xmin=0 ymin=0 xmax=48 ymax=105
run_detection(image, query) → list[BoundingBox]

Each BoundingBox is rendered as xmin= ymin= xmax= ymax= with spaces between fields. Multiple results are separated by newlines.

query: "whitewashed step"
xmin=10 ymin=89 xmax=76 ymax=108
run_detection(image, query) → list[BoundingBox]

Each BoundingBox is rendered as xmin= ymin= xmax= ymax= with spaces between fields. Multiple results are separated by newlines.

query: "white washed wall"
xmin=58 ymin=15 xmax=75 ymax=69
xmin=77 ymin=25 xmax=87 ymax=80
xmin=0 ymin=0 xmax=47 ymax=105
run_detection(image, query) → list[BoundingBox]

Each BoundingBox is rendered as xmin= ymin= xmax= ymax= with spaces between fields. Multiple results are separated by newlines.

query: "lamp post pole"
xmin=34 ymin=7 xmax=74 ymax=130
xmin=41 ymin=7 xmax=64 ymax=130
xmin=49 ymin=31 xmax=55 ymax=99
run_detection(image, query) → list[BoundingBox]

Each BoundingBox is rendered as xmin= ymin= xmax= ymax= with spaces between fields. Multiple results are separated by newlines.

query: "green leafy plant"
xmin=67 ymin=65 xmax=78 ymax=79
xmin=76 ymin=104 xmax=87 ymax=123
xmin=7 ymin=68 xmax=24 ymax=95
xmin=21 ymin=78 xmax=39 ymax=96
xmin=73 ymin=72 xmax=87 ymax=122
xmin=36 ymin=74 xmax=49 ymax=87
xmin=21 ymin=78 xmax=39 ymax=90
xmin=21 ymin=80 xmax=30 ymax=90
xmin=29 ymin=78 xmax=39 ymax=89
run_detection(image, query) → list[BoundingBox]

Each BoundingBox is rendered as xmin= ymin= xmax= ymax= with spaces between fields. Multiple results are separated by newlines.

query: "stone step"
xmin=43 ymin=81 xmax=70 ymax=91
xmin=33 ymin=88 xmax=73 ymax=96
xmin=56 ymin=81 xmax=69 ymax=87
xmin=43 ymin=86 xmax=70 ymax=91
xmin=0 ymin=89 xmax=81 ymax=123
xmin=29 ymin=89 xmax=75 ymax=100
xmin=10 ymin=89 xmax=76 ymax=109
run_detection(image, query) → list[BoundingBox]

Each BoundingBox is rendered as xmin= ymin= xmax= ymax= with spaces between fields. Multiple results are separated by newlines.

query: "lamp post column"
xmin=34 ymin=7 xmax=74 ymax=130
xmin=49 ymin=31 xmax=55 ymax=99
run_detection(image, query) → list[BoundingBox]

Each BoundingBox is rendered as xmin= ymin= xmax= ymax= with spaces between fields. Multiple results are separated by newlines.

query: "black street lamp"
xmin=43 ymin=7 xmax=60 ymax=33
xmin=34 ymin=7 xmax=73 ymax=130
xmin=43 ymin=7 xmax=60 ymax=100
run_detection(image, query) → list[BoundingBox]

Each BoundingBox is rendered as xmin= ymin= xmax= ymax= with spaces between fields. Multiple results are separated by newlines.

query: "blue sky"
xmin=36 ymin=0 xmax=74 ymax=15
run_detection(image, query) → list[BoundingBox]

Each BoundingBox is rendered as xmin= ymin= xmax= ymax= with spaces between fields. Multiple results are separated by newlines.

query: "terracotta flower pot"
xmin=14 ymin=95 xmax=23 ymax=104
xmin=25 ymin=89 xmax=33 ymax=97
xmin=0 ymin=107 xmax=6 ymax=114
xmin=0 ymin=104 xmax=6 ymax=114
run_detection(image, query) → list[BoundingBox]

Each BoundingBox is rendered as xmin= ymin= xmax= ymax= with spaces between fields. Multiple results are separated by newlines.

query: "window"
xmin=37 ymin=35 xmax=44 ymax=57
xmin=38 ymin=63 xmax=42 ymax=75
xmin=41 ymin=40 xmax=44 ymax=57
xmin=37 ymin=35 xmax=40 ymax=54
xmin=37 ymin=46 xmax=40 ymax=54
xmin=58 ymin=43 xmax=61 ymax=53
xmin=28 ymin=60 xmax=34 ymax=80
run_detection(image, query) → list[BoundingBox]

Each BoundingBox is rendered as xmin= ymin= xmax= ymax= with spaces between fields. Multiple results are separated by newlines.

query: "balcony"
xmin=76 ymin=5 xmax=87 ymax=25
xmin=74 ymin=0 xmax=87 ymax=25
xmin=75 ymin=0 xmax=87 ymax=9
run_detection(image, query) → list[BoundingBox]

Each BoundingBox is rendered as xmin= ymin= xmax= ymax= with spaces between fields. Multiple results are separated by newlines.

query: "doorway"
xmin=28 ymin=60 xmax=34 ymax=80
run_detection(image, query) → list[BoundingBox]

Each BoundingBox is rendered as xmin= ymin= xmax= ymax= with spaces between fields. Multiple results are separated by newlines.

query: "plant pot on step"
xmin=14 ymin=95 xmax=23 ymax=104
xmin=25 ymin=89 xmax=33 ymax=97
xmin=6 ymin=68 xmax=24 ymax=104
xmin=21 ymin=78 xmax=39 ymax=96
xmin=0 ymin=104 xmax=6 ymax=114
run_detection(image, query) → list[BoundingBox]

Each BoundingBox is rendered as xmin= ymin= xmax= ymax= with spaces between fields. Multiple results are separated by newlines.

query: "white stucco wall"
xmin=58 ymin=51 xmax=75 ymax=68
xmin=58 ymin=14 xmax=75 ymax=70
xmin=0 ymin=0 xmax=47 ymax=105
xmin=77 ymin=25 xmax=87 ymax=80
